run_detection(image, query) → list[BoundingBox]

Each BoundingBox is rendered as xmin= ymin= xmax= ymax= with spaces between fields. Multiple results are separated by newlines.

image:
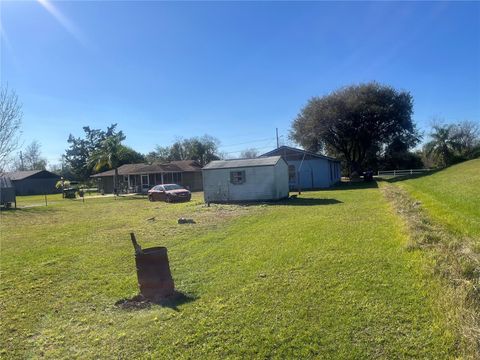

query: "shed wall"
xmin=12 ymin=178 xmax=60 ymax=196
xmin=203 ymin=165 xmax=285 ymax=202
xmin=274 ymin=160 xmax=290 ymax=199
xmin=0 ymin=187 xmax=16 ymax=204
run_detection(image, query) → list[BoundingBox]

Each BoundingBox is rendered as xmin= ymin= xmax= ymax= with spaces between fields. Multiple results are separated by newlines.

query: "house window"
xmin=288 ymin=165 xmax=296 ymax=182
xmin=230 ymin=171 xmax=245 ymax=184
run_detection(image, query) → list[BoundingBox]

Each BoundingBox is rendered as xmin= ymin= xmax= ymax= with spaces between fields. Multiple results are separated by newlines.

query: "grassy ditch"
xmin=381 ymin=183 xmax=479 ymax=358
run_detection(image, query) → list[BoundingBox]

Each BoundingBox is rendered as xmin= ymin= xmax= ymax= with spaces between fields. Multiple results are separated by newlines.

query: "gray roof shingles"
xmin=260 ymin=146 xmax=340 ymax=162
xmin=91 ymin=160 xmax=202 ymax=177
xmin=5 ymin=170 xmax=60 ymax=181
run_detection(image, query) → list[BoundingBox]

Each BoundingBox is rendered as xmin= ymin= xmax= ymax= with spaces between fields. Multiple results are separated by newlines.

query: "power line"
xmin=219 ymin=137 xmax=276 ymax=148
xmin=221 ymin=144 xmax=277 ymax=155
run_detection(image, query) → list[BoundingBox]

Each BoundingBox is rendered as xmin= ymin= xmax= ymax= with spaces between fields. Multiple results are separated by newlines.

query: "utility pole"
xmin=276 ymin=128 xmax=279 ymax=148
xmin=20 ymin=151 xmax=24 ymax=170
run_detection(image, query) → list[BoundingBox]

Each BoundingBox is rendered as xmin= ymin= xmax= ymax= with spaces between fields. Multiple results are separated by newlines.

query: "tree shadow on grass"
xmin=117 ymin=195 xmax=149 ymax=200
xmin=115 ymin=291 xmax=196 ymax=312
xmin=0 ymin=206 xmax=59 ymax=214
xmin=211 ymin=197 xmax=343 ymax=207
xmin=277 ymin=197 xmax=343 ymax=206
xmin=304 ymin=180 xmax=379 ymax=192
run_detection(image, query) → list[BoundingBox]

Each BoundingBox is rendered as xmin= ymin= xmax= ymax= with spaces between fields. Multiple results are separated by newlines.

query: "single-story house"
xmin=0 ymin=176 xmax=16 ymax=207
xmin=5 ymin=170 xmax=61 ymax=196
xmin=260 ymin=146 xmax=341 ymax=190
xmin=202 ymin=156 xmax=289 ymax=203
xmin=91 ymin=160 xmax=203 ymax=194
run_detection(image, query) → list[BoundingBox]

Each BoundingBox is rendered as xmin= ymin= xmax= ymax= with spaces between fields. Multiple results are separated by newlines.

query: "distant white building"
xmin=202 ymin=156 xmax=289 ymax=203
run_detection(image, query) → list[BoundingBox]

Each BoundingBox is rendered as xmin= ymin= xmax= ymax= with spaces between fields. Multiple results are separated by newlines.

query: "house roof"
xmin=169 ymin=160 xmax=203 ymax=172
xmin=260 ymin=146 xmax=340 ymax=162
xmin=91 ymin=160 xmax=202 ymax=177
xmin=5 ymin=169 xmax=60 ymax=181
xmin=203 ymin=156 xmax=283 ymax=170
xmin=0 ymin=176 xmax=13 ymax=188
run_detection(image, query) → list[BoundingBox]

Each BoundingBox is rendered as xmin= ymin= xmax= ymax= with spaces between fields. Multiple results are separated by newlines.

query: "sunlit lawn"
xmin=0 ymin=186 xmax=455 ymax=358
xmin=398 ymin=158 xmax=480 ymax=242
xmin=14 ymin=192 xmax=114 ymax=208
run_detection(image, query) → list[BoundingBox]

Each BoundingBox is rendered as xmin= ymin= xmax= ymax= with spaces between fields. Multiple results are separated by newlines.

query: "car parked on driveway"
xmin=147 ymin=184 xmax=191 ymax=202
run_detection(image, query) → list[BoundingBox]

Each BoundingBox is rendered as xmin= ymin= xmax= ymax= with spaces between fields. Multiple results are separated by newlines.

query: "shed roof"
xmin=203 ymin=156 xmax=283 ymax=170
xmin=0 ymin=176 xmax=13 ymax=188
xmin=260 ymin=146 xmax=340 ymax=162
xmin=91 ymin=160 xmax=201 ymax=177
xmin=5 ymin=169 xmax=60 ymax=181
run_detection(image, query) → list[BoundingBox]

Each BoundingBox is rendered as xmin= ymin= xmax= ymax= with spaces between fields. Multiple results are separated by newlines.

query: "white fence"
xmin=377 ymin=169 xmax=432 ymax=176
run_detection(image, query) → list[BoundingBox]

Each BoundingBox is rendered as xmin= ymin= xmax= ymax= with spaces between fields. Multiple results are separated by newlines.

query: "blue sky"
xmin=1 ymin=1 xmax=479 ymax=164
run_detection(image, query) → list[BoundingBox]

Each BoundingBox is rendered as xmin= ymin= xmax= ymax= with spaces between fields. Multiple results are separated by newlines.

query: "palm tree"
xmin=89 ymin=134 xmax=124 ymax=195
xmin=425 ymin=125 xmax=461 ymax=167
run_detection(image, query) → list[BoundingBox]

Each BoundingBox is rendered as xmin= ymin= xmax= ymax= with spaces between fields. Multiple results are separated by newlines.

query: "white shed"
xmin=202 ymin=156 xmax=289 ymax=203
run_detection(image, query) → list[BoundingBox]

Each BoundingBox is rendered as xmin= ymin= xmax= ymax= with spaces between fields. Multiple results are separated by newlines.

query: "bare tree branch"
xmin=0 ymin=86 xmax=23 ymax=172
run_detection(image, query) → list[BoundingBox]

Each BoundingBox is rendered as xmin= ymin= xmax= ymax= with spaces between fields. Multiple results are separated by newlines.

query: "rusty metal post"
xmin=130 ymin=233 xmax=175 ymax=301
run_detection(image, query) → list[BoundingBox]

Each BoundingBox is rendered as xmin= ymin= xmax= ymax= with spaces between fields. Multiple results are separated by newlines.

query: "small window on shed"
xmin=230 ymin=171 xmax=245 ymax=184
xmin=288 ymin=165 xmax=296 ymax=182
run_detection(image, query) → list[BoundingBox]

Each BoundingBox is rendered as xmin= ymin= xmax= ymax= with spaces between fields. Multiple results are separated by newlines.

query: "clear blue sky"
xmin=1 ymin=1 xmax=479 ymax=164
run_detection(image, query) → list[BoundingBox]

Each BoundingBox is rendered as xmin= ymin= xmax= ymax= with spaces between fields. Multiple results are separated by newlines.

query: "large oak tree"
xmin=290 ymin=82 xmax=420 ymax=175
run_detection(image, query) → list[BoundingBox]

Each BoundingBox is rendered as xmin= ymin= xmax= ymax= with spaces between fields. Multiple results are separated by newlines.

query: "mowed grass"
xmin=1 ymin=186 xmax=456 ymax=358
xmin=14 ymin=192 xmax=114 ymax=208
xmin=396 ymin=158 xmax=480 ymax=242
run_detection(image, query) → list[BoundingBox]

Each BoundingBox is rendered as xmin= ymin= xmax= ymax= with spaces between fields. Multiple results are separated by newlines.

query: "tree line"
xmin=1 ymin=84 xmax=478 ymax=180
xmin=60 ymin=129 xmax=223 ymax=181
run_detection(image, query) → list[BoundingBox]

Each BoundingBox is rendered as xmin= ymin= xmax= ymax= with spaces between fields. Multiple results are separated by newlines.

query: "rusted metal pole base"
xmin=134 ymin=246 xmax=175 ymax=301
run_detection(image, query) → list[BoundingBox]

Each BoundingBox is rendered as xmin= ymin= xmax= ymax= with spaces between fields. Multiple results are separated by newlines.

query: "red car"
xmin=147 ymin=184 xmax=191 ymax=202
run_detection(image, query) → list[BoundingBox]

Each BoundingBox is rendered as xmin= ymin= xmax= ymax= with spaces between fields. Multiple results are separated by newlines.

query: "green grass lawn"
xmin=14 ymin=192 xmax=115 ymax=208
xmin=381 ymin=159 xmax=480 ymax=357
xmin=0 ymin=185 xmax=457 ymax=358
xmin=395 ymin=158 xmax=480 ymax=242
